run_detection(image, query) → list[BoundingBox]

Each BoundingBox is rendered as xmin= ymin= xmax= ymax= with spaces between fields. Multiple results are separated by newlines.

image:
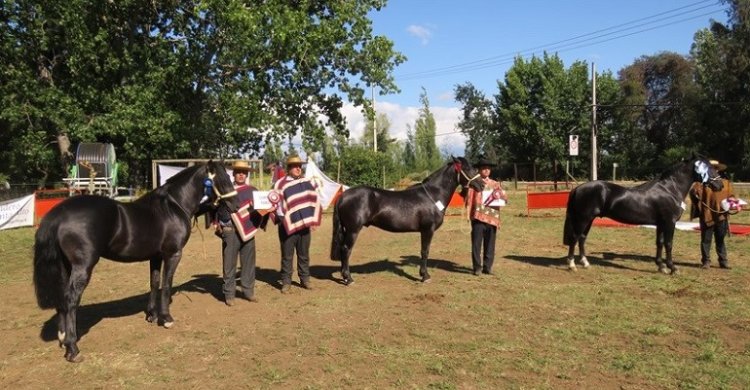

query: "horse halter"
xmin=206 ymin=172 xmax=238 ymax=206
xmin=454 ymin=161 xmax=480 ymax=189
xmin=694 ymin=160 xmax=721 ymax=185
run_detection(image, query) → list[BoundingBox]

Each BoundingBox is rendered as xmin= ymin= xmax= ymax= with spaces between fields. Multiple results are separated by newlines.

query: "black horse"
xmin=33 ymin=161 xmax=238 ymax=362
xmin=330 ymin=157 xmax=483 ymax=285
xmin=563 ymin=156 xmax=723 ymax=274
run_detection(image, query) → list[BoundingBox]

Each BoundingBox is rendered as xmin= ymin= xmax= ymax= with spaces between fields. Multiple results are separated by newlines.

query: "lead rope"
xmin=457 ymin=170 xmax=477 ymax=234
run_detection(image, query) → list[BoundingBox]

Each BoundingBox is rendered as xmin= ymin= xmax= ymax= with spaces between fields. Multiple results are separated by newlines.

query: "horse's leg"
xmin=568 ymin=220 xmax=591 ymax=271
xmin=56 ymin=309 xmax=66 ymax=348
xmin=146 ymin=256 xmax=162 ymax=323
xmin=61 ymin=263 xmax=93 ymax=363
xmin=655 ymin=226 xmax=668 ymax=273
xmin=579 ymin=221 xmax=593 ymax=268
xmin=341 ymin=229 xmax=360 ymax=285
xmin=663 ymin=225 xmax=678 ymax=275
xmin=419 ymin=230 xmax=434 ymax=282
xmin=567 ymin=241 xmax=577 ymax=271
xmin=158 ymin=250 xmax=182 ymax=328
xmin=56 ymin=263 xmax=71 ymax=348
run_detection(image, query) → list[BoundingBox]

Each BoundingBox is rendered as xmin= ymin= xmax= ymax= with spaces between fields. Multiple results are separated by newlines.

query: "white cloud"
xmin=340 ymin=101 xmax=466 ymax=156
xmin=406 ymin=24 xmax=433 ymax=45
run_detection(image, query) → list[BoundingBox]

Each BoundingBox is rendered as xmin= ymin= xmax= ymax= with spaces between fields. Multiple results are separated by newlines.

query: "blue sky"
xmin=339 ymin=0 xmax=729 ymax=154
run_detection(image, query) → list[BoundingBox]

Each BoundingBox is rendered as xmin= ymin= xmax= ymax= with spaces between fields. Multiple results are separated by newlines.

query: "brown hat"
xmin=709 ymin=159 xmax=727 ymax=171
xmin=231 ymin=160 xmax=251 ymax=172
xmin=286 ymin=155 xmax=306 ymax=167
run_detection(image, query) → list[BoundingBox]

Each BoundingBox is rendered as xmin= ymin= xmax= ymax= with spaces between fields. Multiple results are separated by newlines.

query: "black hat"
xmin=475 ymin=156 xmax=496 ymax=168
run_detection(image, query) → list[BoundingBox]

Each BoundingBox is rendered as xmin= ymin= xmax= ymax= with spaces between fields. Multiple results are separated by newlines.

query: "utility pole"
xmin=372 ymin=86 xmax=377 ymax=153
xmin=591 ymin=63 xmax=598 ymax=181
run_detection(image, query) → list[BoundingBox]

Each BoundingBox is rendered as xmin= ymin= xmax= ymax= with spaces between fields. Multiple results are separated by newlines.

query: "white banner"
xmin=158 ymin=164 xmax=186 ymax=187
xmin=0 ymin=194 xmax=35 ymax=230
xmin=305 ymin=159 xmax=344 ymax=210
xmin=159 ymin=164 xmax=235 ymax=187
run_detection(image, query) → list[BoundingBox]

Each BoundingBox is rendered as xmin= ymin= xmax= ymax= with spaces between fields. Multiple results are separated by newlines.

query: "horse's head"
xmin=206 ymin=160 xmax=240 ymax=212
xmin=452 ymin=156 xmax=484 ymax=192
xmin=693 ymin=157 xmax=724 ymax=191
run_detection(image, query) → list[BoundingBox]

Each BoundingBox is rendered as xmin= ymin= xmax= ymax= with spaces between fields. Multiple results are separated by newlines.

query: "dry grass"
xmin=1 ymin=189 xmax=749 ymax=389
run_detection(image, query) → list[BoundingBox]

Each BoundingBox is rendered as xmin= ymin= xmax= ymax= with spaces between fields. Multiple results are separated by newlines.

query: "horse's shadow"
xmin=504 ymin=252 xmax=702 ymax=272
xmin=311 ymin=255 xmax=473 ymax=284
xmin=39 ymin=291 xmax=149 ymax=342
xmin=40 ymin=273 xmax=238 ymax=342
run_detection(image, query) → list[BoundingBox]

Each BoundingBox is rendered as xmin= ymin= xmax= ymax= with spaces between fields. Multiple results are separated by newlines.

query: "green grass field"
xmin=1 ymin=189 xmax=749 ymax=389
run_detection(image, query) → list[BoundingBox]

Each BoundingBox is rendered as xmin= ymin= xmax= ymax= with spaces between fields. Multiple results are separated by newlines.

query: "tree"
xmin=496 ymin=54 xmax=590 ymax=178
xmin=691 ymin=0 xmax=750 ymax=178
xmin=413 ymin=88 xmax=442 ymax=172
xmin=0 ymin=0 xmax=406 ymax=186
xmin=454 ymin=82 xmax=499 ymax=163
xmin=616 ymin=52 xmax=700 ymax=177
xmin=360 ymin=112 xmax=394 ymax=153
xmin=262 ymin=139 xmax=284 ymax=167
xmin=402 ymin=127 xmax=416 ymax=171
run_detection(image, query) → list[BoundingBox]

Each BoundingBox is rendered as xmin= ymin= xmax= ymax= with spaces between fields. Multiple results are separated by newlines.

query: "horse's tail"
xmin=563 ymin=188 xmax=577 ymax=246
xmin=33 ymin=217 xmax=65 ymax=309
xmin=330 ymin=198 xmax=344 ymax=261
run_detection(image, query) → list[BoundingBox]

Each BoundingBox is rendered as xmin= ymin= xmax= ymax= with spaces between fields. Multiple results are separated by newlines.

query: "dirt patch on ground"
xmin=2 ymin=203 xmax=749 ymax=389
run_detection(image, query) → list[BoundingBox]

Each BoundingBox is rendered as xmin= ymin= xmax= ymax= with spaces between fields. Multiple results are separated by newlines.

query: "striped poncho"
xmin=229 ymin=184 xmax=262 ymax=241
xmin=273 ymin=176 xmax=321 ymax=234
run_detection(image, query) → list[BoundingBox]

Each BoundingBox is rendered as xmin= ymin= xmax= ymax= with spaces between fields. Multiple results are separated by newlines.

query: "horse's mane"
xmin=420 ymin=162 xmax=452 ymax=185
xmin=657 ymin=158 xmax=695 ymax=180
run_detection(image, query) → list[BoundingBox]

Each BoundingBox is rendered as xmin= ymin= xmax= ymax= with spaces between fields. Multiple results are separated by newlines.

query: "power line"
xmin=397 ymin=1 xmax=726 ymax=81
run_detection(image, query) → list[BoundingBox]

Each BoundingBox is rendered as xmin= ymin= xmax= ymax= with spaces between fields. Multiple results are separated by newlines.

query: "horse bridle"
xmin=206 ymin=172 xmax=238 ymax=206
xmin=453 ymin=161 xmax=480 ymax=189
xmin=695 ymin=160 xmax=722 ymax=185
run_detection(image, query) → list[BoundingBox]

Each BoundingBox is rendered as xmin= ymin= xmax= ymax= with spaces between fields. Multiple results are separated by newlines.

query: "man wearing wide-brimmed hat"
xmin=216 ymin=160 xmax=260 ymax=305
xmin=689 ymin=159 xmax=736 ymax=269
xmin=465 ymin=156 xmax=508 ymax=276
xmin=270 ymin=155 xmax=321 ymax=293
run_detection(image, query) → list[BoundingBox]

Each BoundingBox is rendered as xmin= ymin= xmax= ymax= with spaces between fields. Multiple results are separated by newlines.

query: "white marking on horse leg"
xmin=581 ymin=256 xmax=590 ymax=268
xmin=163 ymin=321 xmax=174 ymax=329
xmin=58 ymin=331 xmax=65 ymax=344
xmin=568 ymin=258 xmax=577 ymax=271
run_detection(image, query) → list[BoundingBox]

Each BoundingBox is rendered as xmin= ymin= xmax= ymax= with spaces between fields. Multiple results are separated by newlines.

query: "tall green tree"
xmin=402 ymin=127 xmax=416 ymax=171
xmin=0 ymin=0 xmax=405 ymax=186
xmin=691 ymin=0 xmax=750 ymax=177
xmin=616 ymin=52 xmax=700 ymax=177
xmin=454 ymin=82 xmax=499 ymax=163
xmin=496 ymin=54 xmax=590 ymax=178
xmin=413 ymin=88 xmax=442 ymax=172
xmin=360 ymin=112 xmax=394 ymax=153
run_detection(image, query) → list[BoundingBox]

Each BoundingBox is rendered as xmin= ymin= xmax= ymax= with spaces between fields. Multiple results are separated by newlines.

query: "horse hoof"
xmin=65 ymin=352 xmax=84 ymax=363
xmin=145 ymin=314 xmax=157 ymax=323
xmin=568 ymin=266 xmax=577 ymax=272
xmin=344 ymin=279 xmax=354 ymax=286
xmin=659 ymin=267 xmax=670 ymax=274
xmin=163 ymin=321 xmax=174 ymax=329
xmin=421 ymin=277 xmax=432 ymax=283
xmin=670 ymin=268 xmax=679 ymax=276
